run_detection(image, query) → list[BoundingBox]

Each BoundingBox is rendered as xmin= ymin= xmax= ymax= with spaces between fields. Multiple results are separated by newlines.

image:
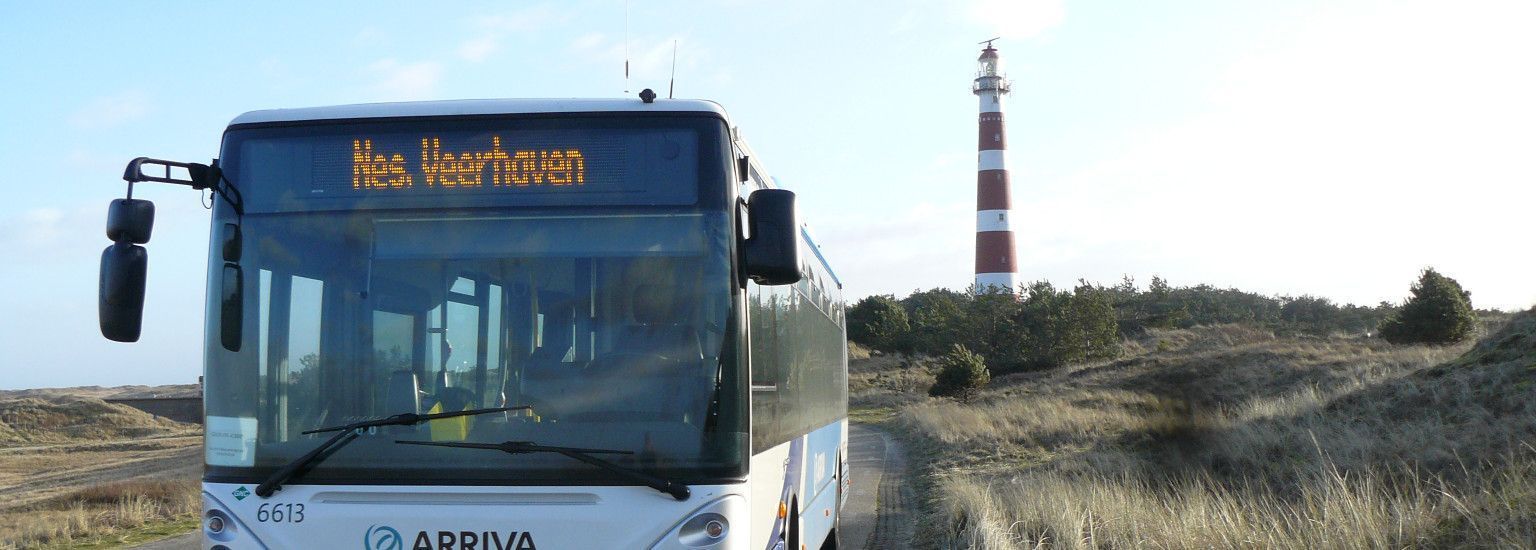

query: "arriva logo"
xmin=365 ymin=524 xmax=404 ymax=550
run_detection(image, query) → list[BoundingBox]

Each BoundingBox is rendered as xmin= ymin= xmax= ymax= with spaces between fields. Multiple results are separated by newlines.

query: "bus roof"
xmin=228 ymin=98 xmax=730 ymax=127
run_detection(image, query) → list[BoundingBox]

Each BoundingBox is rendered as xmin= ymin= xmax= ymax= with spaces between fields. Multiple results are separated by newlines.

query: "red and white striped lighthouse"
xmin=973 ymin=39 xmax=1018 ymax=294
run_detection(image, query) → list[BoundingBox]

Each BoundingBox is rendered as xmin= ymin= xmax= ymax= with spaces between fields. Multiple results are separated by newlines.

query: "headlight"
xmin=650 ymin=495 xmax=747 ymax=550
xmin=203 ymin=491 xmax=265 ymax=547
xmin=677 ymin=513 xmax=729 ymax=546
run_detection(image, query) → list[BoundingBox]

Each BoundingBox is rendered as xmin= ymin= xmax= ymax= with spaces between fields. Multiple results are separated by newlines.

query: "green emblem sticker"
xmin=232 ymin=486 xmax=251 ymax=501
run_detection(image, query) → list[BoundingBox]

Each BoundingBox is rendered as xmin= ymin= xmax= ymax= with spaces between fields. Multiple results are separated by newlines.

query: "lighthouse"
xmin=973 ymin=39 xmax=1018 ymax=294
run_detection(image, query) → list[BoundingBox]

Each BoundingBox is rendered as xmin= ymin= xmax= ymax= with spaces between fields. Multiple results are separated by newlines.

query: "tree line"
xmin=849 ymin=269 xmax=1481 ymax=378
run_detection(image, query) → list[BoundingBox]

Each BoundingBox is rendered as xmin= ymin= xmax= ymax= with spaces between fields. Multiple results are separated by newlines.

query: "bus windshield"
xmin=202 ymin=116 xmax=746 ymax=485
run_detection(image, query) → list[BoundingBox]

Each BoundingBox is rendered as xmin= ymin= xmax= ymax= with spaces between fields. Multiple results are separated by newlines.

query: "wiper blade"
xmin=396 ymin=439 xmax=691 ymax=501
xmin=254 ymin=405 xmax=530 ymax=498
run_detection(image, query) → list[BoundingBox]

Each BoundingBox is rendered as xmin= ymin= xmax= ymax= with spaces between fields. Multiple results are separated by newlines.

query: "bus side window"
xmin=748 ymin=282 xmax=779 ymax=451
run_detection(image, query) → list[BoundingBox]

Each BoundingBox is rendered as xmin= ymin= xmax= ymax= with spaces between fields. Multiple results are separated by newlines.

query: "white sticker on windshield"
xmin=206 ymin=416 xmax=258 ymax=467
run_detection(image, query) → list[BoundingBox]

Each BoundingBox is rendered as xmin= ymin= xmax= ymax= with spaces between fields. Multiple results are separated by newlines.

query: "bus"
xmin=97 ymin=96 xmax=850 ymax=550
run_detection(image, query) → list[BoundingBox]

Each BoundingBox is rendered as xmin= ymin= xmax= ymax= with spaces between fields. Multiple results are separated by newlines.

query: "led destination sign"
xmin=352 ymin=137 xmax=587 ymax=190
xmin=226 ymin=122 xmax=705 ymax=213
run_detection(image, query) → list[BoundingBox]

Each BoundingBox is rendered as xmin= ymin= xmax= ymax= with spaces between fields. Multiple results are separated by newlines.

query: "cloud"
xmin=458 ymin=35 xmax=499 ymax=62
xmin=572 ymin=32 xmax=605 ymax=51
xmin=0 ymin=197 xmax=210 ymax=257
xmin=890 ymin=7 xmax=920 ymax=35
xmin=571 ymin=32 xmax=696 ymax=89
xmin=816 ymin=200 xmax=974 ymax=299
xmin=0 ymin=198 xmax=212 ymax=390
xmin=69 ymin=91 xmax=150 ymax=130
xmin=1034 ymin=0 xmax=1536 ymax=308
xmin=475 ymin=6 xmax=565 ymax=33
xmin=967 ymin=0 xmax=1065 ymax=40
xmin=9 ymin=207 xmax=68 ymax=250
xmin=365 ymin=59 xmax=443 ymax=101
xmin=352 ymin=26 xmax=388 ymax=48
xmin=456 ymin=7 xmax=569 ymax=62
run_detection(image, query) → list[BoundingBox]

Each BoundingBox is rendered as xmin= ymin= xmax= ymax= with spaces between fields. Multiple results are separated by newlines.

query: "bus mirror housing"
xmin=107 ymin=198 xmax=155 ymax=244
xmin=742 ymin=189 xmax=802 ymax=286
xmin=100 ymin=241 xmax=148 ymax=342
xmin=220 ymin=264 xmax=243 ymax=352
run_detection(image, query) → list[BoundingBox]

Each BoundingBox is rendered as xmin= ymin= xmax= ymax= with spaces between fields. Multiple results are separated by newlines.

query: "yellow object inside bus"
xmin=427 ymin=401 xmax=470 ymax=440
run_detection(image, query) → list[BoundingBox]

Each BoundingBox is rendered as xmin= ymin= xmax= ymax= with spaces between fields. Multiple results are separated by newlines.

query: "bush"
xmin=903 ymin=288 xmax=969 ymax=356
xmin=929 ymin=344 xmax=990 ymax=401
xmin=1378 ymin=268 xmax=1476 ymax=345
xmin=993 ymin=281 xmax=1121 ymax=371
xmin=848 ymin=295 xmax=912 ymax=353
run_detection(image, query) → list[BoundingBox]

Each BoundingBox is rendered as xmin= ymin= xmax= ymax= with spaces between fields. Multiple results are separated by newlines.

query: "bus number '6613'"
xmin=256 ymin=502 xmax=305 ymax=523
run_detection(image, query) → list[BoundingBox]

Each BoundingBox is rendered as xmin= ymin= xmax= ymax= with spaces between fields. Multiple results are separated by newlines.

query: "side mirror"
xmin=742 ymin=189 xmax=802 ymax=286
xmin=100 ymin=242 xmax=148 ymax=342
xmin=100 ymin=198 xmax=155 ymax=342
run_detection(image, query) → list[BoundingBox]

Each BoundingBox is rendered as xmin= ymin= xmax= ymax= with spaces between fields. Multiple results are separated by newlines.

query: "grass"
xmin=0 ymin=393 xmax=200 ymax=548
xmin=36 ymin=517 xmax=200 ymax=550
xmin=849 ymin=348 xmax=935 ymax=423
xmin=0 ymin=479 xmax=201 ymax=549
xmin=859 ymin=309 xmax=1536 ymax=548
xmin=0 ymin=397 xmax=196 ymax=445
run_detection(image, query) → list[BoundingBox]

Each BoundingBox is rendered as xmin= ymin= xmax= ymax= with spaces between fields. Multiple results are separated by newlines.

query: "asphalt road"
xmin=134 ymin=424 xmax=911 ymax=549
xmin=843 ymin=423 xmax=915 ymax=549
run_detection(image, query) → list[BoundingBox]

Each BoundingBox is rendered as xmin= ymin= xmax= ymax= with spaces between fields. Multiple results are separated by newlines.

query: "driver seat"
xmin=579 ymin=284 xmax=705 ymax=422
xmin=618 ymin=284 xmax=702 ymax=362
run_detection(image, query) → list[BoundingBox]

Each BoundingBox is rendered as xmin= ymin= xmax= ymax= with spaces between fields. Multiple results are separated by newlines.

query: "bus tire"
xmin=820 ymin=526 xmax=840 ymax=550
xmin=788 ymin=498 xmax=800 ymax=550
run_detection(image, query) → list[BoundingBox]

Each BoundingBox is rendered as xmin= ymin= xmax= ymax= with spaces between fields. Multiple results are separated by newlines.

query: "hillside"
xmin=0 ymin=392 xmax=201 ymax=548
xmin=853 ymin=309 xmax=1536 ymax=548
xmin=0 ymin=395 xmax=196 ymax=445
xmin=0 ymin=384 xmax=200 ymax=400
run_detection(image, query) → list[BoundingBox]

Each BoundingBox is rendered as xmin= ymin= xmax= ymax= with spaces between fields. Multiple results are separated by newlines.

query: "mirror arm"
xmin=121 ymin=157 xmax=243 ymax=217
xmin=212 ymin=167 xmax=245 ymax=218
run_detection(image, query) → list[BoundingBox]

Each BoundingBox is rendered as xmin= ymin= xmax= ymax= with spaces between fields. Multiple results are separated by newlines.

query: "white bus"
xmin=98 ymin=96 xmax=850 ymax=550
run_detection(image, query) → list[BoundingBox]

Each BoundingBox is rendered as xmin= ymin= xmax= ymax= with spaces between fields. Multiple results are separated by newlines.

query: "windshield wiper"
xmin=254 ymin=405 xmax=530 ymax=498
xmin=395 ymin=439 xmax=691 ymax=501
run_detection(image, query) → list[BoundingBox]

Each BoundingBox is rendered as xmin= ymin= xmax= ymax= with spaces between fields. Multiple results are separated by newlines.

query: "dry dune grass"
xmin=0 ymin=392 xmax=202 ymax=548
xmin=0 ymin=479 xmax=200 ymax=549
xmin=0 ymin=385 xmax=201 ymax=401
xmin=0 ymin=396 xmax=195 ymax=444
xmin=849 ymin=341 xmax=874 ymax=361
xmin=850 ymin=349 xmax=937 ymax=419
xmin=879 ymin=310 xmax=1536 ymax=548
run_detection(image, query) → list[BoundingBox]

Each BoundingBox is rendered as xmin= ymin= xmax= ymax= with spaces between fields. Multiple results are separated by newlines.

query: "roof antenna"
xmin=623 ymin=0 xmax=631 ymax=95
xmin=668 ymin=40 xmax=678 ymax=99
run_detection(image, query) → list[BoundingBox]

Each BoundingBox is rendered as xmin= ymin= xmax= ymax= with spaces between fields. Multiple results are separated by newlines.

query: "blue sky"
xmin=2 ymin=1 xmax=1532 ymax=388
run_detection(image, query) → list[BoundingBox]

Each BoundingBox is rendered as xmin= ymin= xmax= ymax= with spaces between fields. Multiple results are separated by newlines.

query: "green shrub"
xmin=848 ymin=295 xmax=911 ymax=353
xmin=903 ymin=288 xmax=969 ymax=356
xmin=1378 ymin=268 xmax=1476 ymax=345
xmin=929 ymin=344 xmax=990 ymax=401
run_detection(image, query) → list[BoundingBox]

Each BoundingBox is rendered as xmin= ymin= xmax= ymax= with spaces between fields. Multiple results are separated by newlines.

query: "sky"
xmin=1 ymin=1 xmax=1532 ymax=389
